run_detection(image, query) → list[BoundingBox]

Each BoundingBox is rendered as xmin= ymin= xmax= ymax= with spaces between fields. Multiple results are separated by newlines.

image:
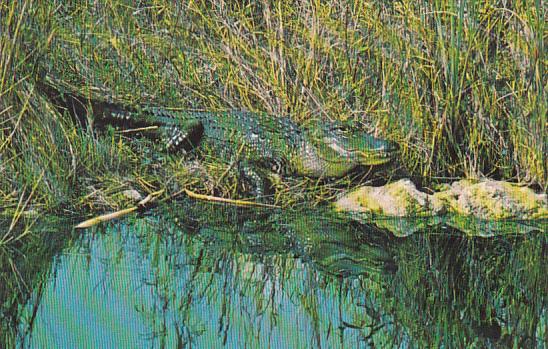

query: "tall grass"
xmin=1 ymin=0 xmax=546 ymax=219
xmin=0 ymin=1 xmax=141 ymax=222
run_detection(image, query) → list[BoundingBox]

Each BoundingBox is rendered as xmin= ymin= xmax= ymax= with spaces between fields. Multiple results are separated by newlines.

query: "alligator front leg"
xmin=238 ymin=162 xmax=271 ymax=199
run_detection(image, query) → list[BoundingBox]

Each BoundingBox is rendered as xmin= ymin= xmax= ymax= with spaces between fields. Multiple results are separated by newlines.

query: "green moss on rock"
xmin=334 ymin=179 xmax=445 ymax=217
xmin=335 ymin=179 xmax=546 ymax=236
xmin=434 ymin=179 xmax=547 ymax=220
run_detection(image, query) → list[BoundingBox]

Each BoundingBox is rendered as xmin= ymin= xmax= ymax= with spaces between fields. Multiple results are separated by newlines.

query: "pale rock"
xmin=121 ymin=189 xmax=143 ymax=202
xmin=434 ymin=179 xmax=547 ymax=220
xmin=334 ymin=179 xmax=444 ymax=217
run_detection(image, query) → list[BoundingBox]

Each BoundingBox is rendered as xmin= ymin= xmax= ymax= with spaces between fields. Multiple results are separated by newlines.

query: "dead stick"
xmin=183 ymin=189 xmax=280 ymax=209
xmin=116 ymin=126 xmax=159 ymax=134
xmin=75 ymin=189 xmax=164 ymax=229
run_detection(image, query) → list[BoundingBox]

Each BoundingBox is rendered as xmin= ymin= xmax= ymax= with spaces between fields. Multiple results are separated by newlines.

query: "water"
xmin=1 ymin=202 xmax=546 ymax=348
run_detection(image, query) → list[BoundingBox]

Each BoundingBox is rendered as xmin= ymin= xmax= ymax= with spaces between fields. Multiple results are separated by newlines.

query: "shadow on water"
xmin=0 ymin=202 xmax=546 ymax=348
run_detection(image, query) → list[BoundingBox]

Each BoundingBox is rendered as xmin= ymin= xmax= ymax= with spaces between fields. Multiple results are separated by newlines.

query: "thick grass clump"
xmin=1 ymin=2 xmax=144 ymax=235
xmin=1 ymin=0 xmax=546 ymax=225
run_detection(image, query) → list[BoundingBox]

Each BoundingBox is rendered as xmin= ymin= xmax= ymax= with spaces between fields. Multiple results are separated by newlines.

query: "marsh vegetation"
xmin=0 ymin=2 xmax=545 ymax=346
xmin=1 ymin=1 xmax=545 ymax=220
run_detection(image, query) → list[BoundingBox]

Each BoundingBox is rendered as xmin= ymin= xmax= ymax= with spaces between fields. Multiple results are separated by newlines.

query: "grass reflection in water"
xmin=2 ymin=203 xmax=546 ymax=348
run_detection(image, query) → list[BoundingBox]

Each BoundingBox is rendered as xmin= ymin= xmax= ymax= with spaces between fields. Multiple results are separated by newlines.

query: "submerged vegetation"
xmin=2 ymin=206 xmax=546 ymax=347
xmin=1 ymin=1 xmax=546 ymax=222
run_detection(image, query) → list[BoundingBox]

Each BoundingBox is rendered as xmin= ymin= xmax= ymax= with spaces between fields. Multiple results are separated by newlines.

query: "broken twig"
xmin=183 ymin=189 xmax=280 ymax=208
xmin=75 ymin=189 xmax=164 ymax=229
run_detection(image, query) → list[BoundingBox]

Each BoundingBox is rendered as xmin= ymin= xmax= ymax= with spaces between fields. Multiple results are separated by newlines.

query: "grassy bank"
xmin=1 ymin=1 xmax=546 ymax=225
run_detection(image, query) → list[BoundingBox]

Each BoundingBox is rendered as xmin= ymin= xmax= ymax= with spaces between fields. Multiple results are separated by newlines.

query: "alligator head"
xmin=297 ymin=119 xmax=398 ymax=178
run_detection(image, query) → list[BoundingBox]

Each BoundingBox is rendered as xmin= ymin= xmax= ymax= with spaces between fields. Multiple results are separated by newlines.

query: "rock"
xmin=334 ymin=178 xmax=546 ymax=237
xmin=434 ymin=179 xmax=547 ymax=220
xmin=334 ymin=179 xmax=445 ymax=217
xmin=120 ymin=189 xmax=143 ymax=202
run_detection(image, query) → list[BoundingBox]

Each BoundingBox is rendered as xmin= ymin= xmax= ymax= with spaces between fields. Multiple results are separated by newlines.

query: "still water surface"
xmin=3 ymin=202 xmax=546 ymax=348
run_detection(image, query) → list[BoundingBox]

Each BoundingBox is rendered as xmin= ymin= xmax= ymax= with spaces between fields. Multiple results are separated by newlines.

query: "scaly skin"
xmin=38 ymin=74 xmax=397 ymax=179
xmin=99 ymin=103 xmax=398 ymax=178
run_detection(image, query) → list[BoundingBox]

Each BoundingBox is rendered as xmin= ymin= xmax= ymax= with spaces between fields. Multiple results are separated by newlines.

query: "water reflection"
xmin=1 ymin=202 xmax=546 ymax=348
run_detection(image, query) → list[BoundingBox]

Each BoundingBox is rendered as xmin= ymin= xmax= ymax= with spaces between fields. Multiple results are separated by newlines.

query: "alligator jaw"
xmin=323 ymin=137 xmax=397 ymax=167
xmin=354 ymin=149 xmax=396 ymax=166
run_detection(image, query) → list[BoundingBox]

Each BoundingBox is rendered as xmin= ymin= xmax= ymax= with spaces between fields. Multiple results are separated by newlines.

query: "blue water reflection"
xmin=9 ymin=204 xmax=547 ymax=348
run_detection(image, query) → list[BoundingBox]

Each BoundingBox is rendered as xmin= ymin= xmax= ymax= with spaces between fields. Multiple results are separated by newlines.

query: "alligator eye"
xmin=328 ymin=124 xmax=343 ymax=131
xmin=330 ymin=125 xmax=350 ymax=135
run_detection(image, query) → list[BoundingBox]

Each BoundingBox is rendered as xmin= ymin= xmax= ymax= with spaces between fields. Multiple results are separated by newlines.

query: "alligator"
xmin=39 ymin=76 xmax=398 ymax=195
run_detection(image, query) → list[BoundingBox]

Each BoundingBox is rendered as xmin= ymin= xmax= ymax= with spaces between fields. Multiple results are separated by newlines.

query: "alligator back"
xmin=102 ymin=106 xmax=306 ymax=169
xmin=38 ymin=75 xmax=397 ymax=178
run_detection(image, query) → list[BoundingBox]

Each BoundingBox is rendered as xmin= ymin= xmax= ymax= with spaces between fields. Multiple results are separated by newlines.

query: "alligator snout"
xmin=353 ymin=136 xmax=399 ymax=165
